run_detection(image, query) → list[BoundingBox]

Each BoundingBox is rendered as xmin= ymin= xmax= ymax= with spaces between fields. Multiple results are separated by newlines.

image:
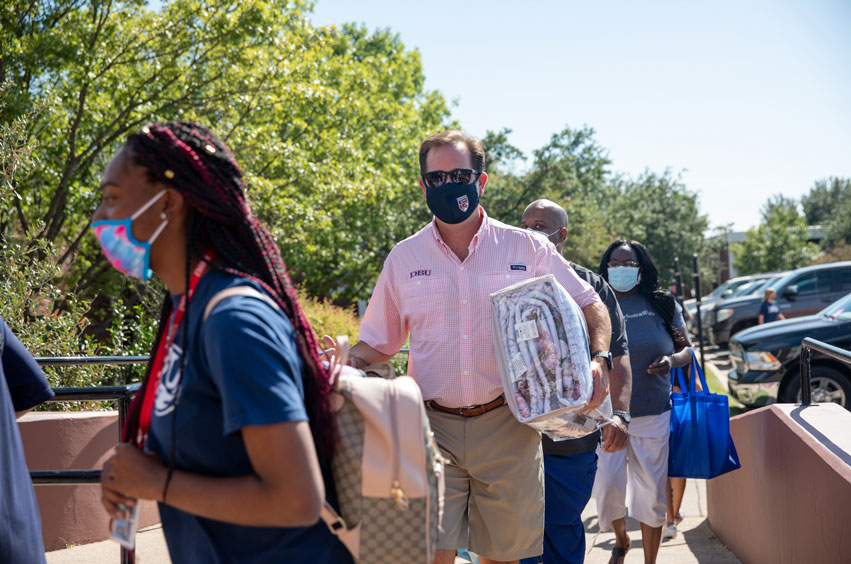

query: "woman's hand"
xmin=101 ymin=443 xmax=168 ymax=519
xmin=647 ymin=355 xmax=672 ymax=375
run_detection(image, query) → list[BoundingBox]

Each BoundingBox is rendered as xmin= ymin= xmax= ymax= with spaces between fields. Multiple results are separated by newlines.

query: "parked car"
xmin=684 ymin=274 xmax=766 ymax=334
xmin=727 ymin=291 xmax=851 ymax=409
xmin=709 ymin=261 xmax=851 ymax=347
xmin=689 ymin=273 xmax=785 ymax=339
xmin=684 ymin=276 xmax=758 ymax=318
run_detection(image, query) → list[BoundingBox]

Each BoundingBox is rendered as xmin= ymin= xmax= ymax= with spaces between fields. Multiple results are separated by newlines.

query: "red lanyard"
xmin=138 ymin=252 xmax=214 ymax=437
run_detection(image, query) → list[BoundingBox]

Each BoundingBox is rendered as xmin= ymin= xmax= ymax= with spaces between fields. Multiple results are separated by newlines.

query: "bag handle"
xmin=327 ymin=336 xmax=349 ymax=388
xmin=670 ymin=348 xmax=708 ymax=394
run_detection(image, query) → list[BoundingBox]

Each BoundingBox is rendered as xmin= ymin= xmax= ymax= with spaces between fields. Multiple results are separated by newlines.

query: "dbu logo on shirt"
xmin=154 ymin=344 xmax=183 ymax=416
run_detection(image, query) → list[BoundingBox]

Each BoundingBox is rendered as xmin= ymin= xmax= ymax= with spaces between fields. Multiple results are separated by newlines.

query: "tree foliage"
xmin=607 ymin=170 xmax=710 ymax=288
xmin=1 ymin=0 xmax=450 ymax=332
xmin=481 ymin=127 xmax=710 ymax=286
xmin=732 ymin=194 xmax=819 ymax=274
xmin=483 ymin=125 xmax=617 ymax=269
xmin=801 ymin=177 xmax=851 ymax=249
xmin=801 ymin=177 xmax=851 ymax=225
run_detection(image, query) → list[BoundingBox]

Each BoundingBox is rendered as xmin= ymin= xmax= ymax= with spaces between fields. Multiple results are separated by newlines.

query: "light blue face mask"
xmin=608 ymin=266 xmax=641 ymax=292
xmin=525 ymin=227 xmax=561 ymax=244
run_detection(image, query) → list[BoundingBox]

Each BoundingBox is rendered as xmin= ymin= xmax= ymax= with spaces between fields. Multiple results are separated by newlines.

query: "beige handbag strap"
xmin=202 ymin=286 xmax=280 ymax=322
xmin=320 ymin=500 xmax=347 ymax=534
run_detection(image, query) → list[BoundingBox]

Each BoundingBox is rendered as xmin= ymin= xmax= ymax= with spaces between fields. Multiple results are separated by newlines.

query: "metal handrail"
xmin=30 ymin=382 xmax=140 ymax=489
xmin=35 ymin=355 xmax=149 ymax=366
xmin=799 ymin=337 xmax=851 ymax=406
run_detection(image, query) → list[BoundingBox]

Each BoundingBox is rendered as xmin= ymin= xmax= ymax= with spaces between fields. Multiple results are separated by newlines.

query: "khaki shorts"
xmin=427 ymin=403 xmax=544 ymax=561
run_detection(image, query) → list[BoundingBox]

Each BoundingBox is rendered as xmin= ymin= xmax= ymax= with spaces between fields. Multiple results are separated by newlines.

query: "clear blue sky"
xmin=310 ymin=0 xmax=851 ymax=232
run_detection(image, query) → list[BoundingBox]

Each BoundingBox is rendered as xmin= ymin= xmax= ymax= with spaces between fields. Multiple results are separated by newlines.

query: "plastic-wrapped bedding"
xmin=490 ymin=274 xmax=612 ymax=439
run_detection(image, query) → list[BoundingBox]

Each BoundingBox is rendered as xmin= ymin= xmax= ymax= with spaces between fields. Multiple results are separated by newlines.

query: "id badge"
xmin=110 ymin=500 xmax=140 ymax=550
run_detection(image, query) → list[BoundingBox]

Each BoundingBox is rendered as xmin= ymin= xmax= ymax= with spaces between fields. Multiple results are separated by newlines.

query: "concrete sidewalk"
xmin=46 ymin=477 xmax=741 ymax=564
xmin=581 ymin=478 xmax=740 ymax=564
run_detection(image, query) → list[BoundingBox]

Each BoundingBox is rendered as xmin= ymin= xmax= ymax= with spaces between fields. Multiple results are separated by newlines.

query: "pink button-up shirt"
xmin=359 ymin=209 xmax=600 ymax=408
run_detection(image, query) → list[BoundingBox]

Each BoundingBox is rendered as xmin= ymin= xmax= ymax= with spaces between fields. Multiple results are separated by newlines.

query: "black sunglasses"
xmin=422 ymin=168 xmax=481 ymax=188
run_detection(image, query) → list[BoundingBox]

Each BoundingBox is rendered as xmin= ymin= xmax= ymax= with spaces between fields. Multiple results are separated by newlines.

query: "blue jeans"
xmin=520 ymin=450 xmax=597 ymax=564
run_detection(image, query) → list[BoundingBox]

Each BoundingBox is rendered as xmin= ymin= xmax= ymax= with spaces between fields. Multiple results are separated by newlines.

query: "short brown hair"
xmin=419 ymin=130 xmax=485 ymax=176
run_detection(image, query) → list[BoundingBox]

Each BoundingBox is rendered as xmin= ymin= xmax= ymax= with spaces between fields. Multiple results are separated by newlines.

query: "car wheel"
xmin=785 ymin=366 xmax=851 ymax=408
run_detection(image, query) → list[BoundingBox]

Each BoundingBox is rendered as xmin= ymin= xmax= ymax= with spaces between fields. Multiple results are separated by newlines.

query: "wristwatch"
xmin=612 ymin=410 xmax=631 ymax=425
xmin=591 ymin=350 xmax=613 ymax=371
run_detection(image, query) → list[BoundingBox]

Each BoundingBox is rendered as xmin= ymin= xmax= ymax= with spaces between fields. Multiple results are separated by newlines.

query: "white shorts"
xmin=592 ymin=411 xmax=670 ymax=530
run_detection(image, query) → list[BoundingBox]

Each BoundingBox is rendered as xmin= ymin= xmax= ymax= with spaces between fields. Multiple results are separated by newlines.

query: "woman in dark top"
xmin=758 ymin=288 xmax=785 ymax=324
xmin=591 ymin=240 xmax=692 ymax=564
xmin=95 ymin=122 xmax=352 ymax=563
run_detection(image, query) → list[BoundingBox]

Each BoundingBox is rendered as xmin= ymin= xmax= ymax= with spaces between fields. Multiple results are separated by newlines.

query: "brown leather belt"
xmin=425 ymin=395 xmax=506 ymax=417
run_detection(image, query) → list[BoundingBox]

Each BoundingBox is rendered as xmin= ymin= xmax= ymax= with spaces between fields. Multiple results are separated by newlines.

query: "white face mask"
xmin=525 ymin=227 xmax=561 ymax=244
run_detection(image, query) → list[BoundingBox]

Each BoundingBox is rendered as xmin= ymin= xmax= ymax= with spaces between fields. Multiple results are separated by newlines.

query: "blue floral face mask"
xmin=91 ymin=190 xmax=168 ymax=281
xmin=608 ymin=266 xmax=641 ymax=292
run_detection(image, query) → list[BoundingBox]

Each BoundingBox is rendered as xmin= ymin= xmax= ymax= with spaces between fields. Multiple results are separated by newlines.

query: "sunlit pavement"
xmin=46 ymin=480 xmax=740 ymax=564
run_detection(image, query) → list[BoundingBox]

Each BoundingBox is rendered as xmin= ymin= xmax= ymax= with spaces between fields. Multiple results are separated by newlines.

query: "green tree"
xmin=801 ymin=177 xmax=851 ymax=226
xmin=482 ymin=125 xmax=614 ymax=268
xmin=484 ymin=125 xmax=611 ymax=223
xmin=2 ymin=0 xmax=450 ymax=317
xmin=608 ymin=170 xmax=709 ymax=289
xmin=732 ymin=194 xmax=819 ymax=274
xmin=0 ymin=0 xmax=451 ymax=393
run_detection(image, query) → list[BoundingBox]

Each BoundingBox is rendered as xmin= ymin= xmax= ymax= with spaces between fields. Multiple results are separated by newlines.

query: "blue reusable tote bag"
xmin=668 ymin=350 xmax=741 ymax=478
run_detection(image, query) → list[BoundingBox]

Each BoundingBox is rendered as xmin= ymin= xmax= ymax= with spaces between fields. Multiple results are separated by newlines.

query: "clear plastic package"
xmin=490 ymin=274 xmax=612 ymax=439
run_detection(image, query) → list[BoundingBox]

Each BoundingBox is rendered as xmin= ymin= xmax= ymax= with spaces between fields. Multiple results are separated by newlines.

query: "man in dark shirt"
xmin=0 ymin=315 xmax=54 ymax=564
xmin=519 ymin=199 xmax=632 ymax=564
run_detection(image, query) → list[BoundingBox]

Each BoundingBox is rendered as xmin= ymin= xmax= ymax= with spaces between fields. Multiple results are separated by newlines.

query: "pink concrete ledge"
xmin=19 ymin=411 xmax=160 ymax=551
xmin=707 ymin=403 xmax=851 ymax=564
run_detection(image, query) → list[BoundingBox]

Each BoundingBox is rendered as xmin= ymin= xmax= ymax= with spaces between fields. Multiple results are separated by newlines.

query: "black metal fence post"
xmin=673 ymin=257 xmax=685 ymax=307
xmin=800 ymin=344 xmax=813 ymax=406
xmin=692 ymin=254 xmax=706 ymax=369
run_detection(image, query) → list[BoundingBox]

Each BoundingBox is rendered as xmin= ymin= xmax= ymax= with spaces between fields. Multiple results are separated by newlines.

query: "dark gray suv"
xmin=708 ymin=261 xmax=851 ymax=347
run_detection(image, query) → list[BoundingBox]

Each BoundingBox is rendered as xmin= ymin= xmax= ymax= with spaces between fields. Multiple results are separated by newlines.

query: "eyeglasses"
xmin=608 ymin=260 xmax=640 ymax=268
xmin=422 ymin=168 xmax=481 ymax=188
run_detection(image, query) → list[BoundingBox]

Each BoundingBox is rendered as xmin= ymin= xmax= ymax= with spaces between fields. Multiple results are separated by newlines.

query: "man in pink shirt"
xmin=344 ymin=130 xmax=612 ymax=564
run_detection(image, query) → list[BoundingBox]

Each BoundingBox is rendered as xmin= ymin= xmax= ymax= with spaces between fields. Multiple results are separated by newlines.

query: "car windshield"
xmin=707 ymin=281 xmax=734 ymax=298
xmin=725 ymin=278 xmax=769 ymax=299
xmin=750 ymin=275 xmax=782 ymax=296
xmin=717 ymin=278 xmax=752 ymax=297
xmin=821 ymin=292 xmax=851 ymax=321
xmin=735 ymin=279 xmax=768 ymax=297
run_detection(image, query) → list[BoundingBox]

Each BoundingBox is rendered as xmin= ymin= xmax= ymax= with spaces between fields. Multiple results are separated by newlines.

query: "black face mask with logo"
xmin=426 ymin=181 xmax=480 ymax=224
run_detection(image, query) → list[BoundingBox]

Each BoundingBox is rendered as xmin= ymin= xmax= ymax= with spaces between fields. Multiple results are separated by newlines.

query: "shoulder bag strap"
xmin=202 ymin=286 xmax=281 ymax=322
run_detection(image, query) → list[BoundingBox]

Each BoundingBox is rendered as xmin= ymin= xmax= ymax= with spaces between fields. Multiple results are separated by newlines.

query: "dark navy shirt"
xmin=759 ymin=300 xmax=781 ymax=323
xmin=0 ymin=316 xmax=53 ymax=564
xmin=146 ymin=271 xmax=352 ymax=564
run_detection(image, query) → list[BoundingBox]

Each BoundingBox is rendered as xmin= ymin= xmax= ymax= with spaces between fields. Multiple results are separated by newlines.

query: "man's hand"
xmin=601 ymin=417 xmax=628 ymax=452
xmin=580 ymin=358 xmax=610 ymax=414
